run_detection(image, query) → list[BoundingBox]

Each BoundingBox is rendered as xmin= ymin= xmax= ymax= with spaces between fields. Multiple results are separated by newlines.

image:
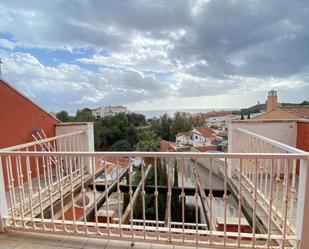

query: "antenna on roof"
xmin=0 ymin=58 xmax=3 ymax=79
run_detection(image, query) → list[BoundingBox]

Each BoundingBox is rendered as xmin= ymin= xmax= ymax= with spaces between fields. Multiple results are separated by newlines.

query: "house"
xmin=176 ymin=127 xmax=223 ymax=147
xmin=91 ymin=105 xmax=127 ymax=118
xmin=253 ymin=90 xmax=309 ymax=120
xmin=104 ymin=105 xmax=127 ymax=116
xmin=160 ymin=140 xmax=177 ymax=152
xmin=160 ymin=140 xmax=189 ymax=152
xmin=92 ymin=107 xmax=104 ymax=118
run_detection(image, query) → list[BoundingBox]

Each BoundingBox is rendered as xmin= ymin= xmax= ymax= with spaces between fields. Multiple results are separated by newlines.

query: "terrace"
xmin=0 ymin=120 xmax=308 ymax=249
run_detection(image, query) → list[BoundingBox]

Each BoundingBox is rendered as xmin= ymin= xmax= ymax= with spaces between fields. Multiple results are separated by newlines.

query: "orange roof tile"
xmin=281 ymin=107 xmax=309 ymax=119
xmin=194 ymin=145 xmax=217 ymax=152
xmin=195 ymin=127 xmax=216 ymax=141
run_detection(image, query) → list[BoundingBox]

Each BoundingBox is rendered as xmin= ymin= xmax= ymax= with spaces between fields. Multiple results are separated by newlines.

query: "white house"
xmin=176 ymin=127 xmax=222 ymax=147
xmin=92 ymin=105 xmax=127 ymax=118
xmin=206 ymin=113 xmax=264 ymax=131
xmin=104 ymin=105 xmax=127 ymax=117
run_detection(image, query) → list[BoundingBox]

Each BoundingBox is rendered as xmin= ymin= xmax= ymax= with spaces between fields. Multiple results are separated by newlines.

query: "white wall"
xmin=229 ymin=120 xmax=297 ymax=148
xmin=55 ymin=122 xmax=94 ymax=152
xmin=227 ymin=120 xmax=298 ymax=177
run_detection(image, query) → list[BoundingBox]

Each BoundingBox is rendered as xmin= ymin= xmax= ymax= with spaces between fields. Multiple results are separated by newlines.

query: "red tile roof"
xmin=281 ymin=107 xmax=309 ymax=119
xmin=194 ymin=145 xmax=217 ymax=152
xmin=195 ymin=127 xmax=217 ymax=141
xmin=160 ymin=140 xmax=176 ymax=152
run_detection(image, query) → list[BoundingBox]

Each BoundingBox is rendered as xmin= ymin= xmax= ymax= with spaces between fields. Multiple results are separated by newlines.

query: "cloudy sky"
xmin=0 ymin=0 xmax=308 ymax=113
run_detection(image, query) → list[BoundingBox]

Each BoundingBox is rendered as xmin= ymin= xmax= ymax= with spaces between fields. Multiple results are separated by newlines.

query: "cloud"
xmin=0 ymin=0 xmax=308 ymax=111
xmin=0 ymin=38 xmax=15 ymax=50
xmin=77 ymin=35 xmax=178 ymax=73
xmin=0 ymin=49 xmax=174 ymax=112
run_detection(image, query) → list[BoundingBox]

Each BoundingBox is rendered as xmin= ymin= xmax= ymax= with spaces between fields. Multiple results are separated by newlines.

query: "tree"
xmin=300 ymin=100 xmax=309 ymax=106
xmin=126 ymin=113 xmax=146 ymax=126
xmin=109 ymin=139 xmax=131 ymax=151
xmin=75 ymin=108 xmax=96 ymax=122
xmin=95 ymin=113 xmax=138 ymax=151
xmin=247 ymin=113 xmax=251 ymax=119
xmin=240 ymin=113 xmax=245 ymax=120
xmin=137 ymin=130 xmax=160 ymax=152
xmin=150 ymin=114 xmax=174 ymax=141
xmin=56 ymin=110 xmax=69 ymax=122
xmin=171 ymin=112 xmax=193 ymax=138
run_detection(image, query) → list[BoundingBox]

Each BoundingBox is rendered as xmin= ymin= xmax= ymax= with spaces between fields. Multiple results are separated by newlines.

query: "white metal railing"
xmin=0 ymin=130 xmax=85 ymax=152
xmin=0 ymin=149 xmax=308 ymax=248
xmin=0 ymin=130 xmax=87 ymax=234
xmin=232 ymin=128 xmax=308 ymax=246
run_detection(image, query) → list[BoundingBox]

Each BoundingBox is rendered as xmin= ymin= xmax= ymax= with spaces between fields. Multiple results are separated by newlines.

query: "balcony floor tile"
xmin=0 ymin=232 xmax=212 ymax=249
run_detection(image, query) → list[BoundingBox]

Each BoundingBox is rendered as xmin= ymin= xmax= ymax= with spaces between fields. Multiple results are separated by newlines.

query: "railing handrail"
xmin=0 ymin=130 xmax=85 ymax=152
xmin=236 ymin=127 xmax=307 ymax=154
xmin=0 ymin=150 xmax=308 ymax=159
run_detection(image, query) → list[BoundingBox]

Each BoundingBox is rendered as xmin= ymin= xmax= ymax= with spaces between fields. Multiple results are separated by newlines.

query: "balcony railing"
xmin=0 ymin=129 xmax=308 ymax=249
xmin=232 ymin=128 xmax=307 ymax=235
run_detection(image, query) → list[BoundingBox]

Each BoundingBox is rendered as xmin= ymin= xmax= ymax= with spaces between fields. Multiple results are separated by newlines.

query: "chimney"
xmin=266 ymin=90 xmax=278 ymax=112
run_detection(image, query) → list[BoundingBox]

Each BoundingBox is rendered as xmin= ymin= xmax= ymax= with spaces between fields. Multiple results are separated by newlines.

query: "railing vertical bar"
xmin=223 ymin=158 xmax=228 ymax=246
xmin=252 ymin=158 xmax=258 ymax=248
xmin=69 ymin=156 xmax=77 ymax=232
xmin=53 ymin=140 xmax=59 ymax=186
xmin=181 ymin=157 xmax=185 ymax=243
xmin=7 ymin=156 xmax=17 ymax=227
xmin=267 ymin=158 xmax=274 ymax=249
xmin=154 ymin=157 xmax=159 ymax=241
xmin=281 ymin=159 xmax=288 ymax=221
xmin=141 ymin=159 xmax=146 ymax=240
xmin=194 ymin=159 xmax=199 ymax=245
xmin=92 ymin=157 xmax=100 ymax=235
xmin=275 ymin=152 xmax=281 ymax=219
xmin=289 ymin=159 xmax=297 ymax=225
xmin=168 ymin=159 xmax=172 ymax=243
xmin=281 ymin=159 xmax=291 ymax=249
xmin=56 ymin=152 xmax=66 ymax=232
xmin=25 ymin=148 xmax=35 ymax=229
xmin=17 ymin=154 xmax=26 ymax=217
xmin=41 ymin=155 xmax=48 ymax=190
xmin=46 ymin=153 xmax=55 ymax=231
xmin=0 ymin=156 xmax=8 ymax=232
xmin=264 ymin=154 xmax=269 ymax=201
xmin=103 ymin=157 xmax=110 ymax=236
xmin=15 ymin=155 xmax=24 ymax=228
xmin=129 ymin=157 xmax=134 ymax=242
xmin=209 ymin=158 xmax=213 ymax=246
xmin=5 ymin=156 xmax=14 ymax=226
xmin=80 ymin=155 xmax=88 ymax=234
xmin=116 ymin=157 xmax=122 ymax=237
xmin=237 ymin=158 xmax=243 ymax=247
xmin=34 ymin=146 xmax=45 ymax=230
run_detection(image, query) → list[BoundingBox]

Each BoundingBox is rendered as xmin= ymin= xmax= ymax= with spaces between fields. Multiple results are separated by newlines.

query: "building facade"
xmin=92 ymin=105 xmax=127 ymax=118
xmin=176 ymin=127 xmax=223 ymax=147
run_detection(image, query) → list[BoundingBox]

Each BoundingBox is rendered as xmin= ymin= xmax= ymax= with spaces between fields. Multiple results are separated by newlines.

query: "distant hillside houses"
xmin=92 ymin=105 xmax=127 ymax=118
xmin=176 ymin=127 xmax=223 ymax=147
xmin=206 ymin=112 xmax=262 ymax=131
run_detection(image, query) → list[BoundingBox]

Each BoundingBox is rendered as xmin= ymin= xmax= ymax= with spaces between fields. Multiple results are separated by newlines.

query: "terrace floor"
xmin=0 ymin=231 xmax=199 ymax=249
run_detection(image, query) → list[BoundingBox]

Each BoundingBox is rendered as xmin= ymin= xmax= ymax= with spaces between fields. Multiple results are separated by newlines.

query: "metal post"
xmin=296 ymin=157 xmax=309 ymax=249
xmin=0 ymin=157 xmax=8 ymax=233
